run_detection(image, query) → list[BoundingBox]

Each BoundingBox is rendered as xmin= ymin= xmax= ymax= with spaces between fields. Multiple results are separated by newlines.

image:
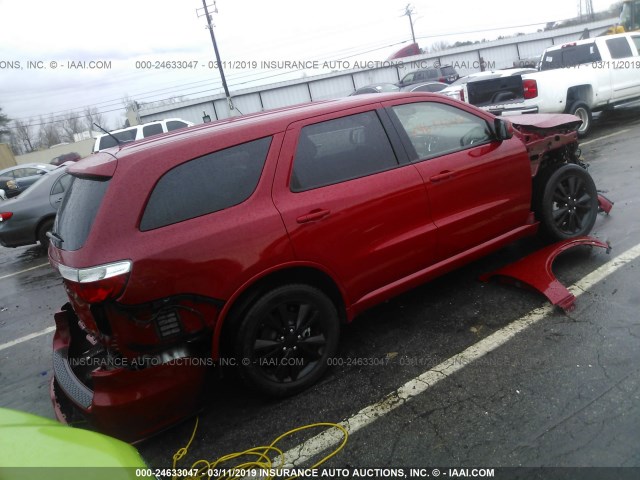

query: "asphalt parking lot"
xmin=1 ymin=108 xmax=639 ymax=479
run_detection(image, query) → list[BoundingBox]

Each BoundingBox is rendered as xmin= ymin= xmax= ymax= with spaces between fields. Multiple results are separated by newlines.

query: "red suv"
xmin=48 ymin=93 xmax=600 ymax=440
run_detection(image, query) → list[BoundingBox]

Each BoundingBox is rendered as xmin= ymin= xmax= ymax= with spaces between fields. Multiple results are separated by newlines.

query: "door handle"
xmin=296 ymin=209 xmax=331 ymax=224
xmin=429 ymin=171 xmax=455 ymax=182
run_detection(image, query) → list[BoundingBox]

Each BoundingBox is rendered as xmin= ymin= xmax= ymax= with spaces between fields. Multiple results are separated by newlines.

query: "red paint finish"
xmin=47 ymin=92 xmax=607 ymax=440
xmin=480 ymin=236 xmax=611 ymax=311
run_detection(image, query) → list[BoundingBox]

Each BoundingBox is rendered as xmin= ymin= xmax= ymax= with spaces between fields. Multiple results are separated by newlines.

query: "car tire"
xmin=536 ymin=164 xmax=598 ymax=241
xmin=37 ymin=218 xmax=55 ymax=250
xmin=568 ymin=101 xmax=592 ymax=138
xmin=234 ymin=284 xmax=340 ymax=397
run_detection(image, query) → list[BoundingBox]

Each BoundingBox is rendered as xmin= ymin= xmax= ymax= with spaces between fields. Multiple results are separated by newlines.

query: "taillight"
xmin=523 ymin=79 xmax=538 ymax=99
xmin=0 ymin=212 xmax=13 ymax=222
xmin=55 ymin=260 xmax=132 ymax=304
xmin=460 ymin=89 xmax=465 ymax=102
xmin=438 ymin=77 xmax=446 ymax=82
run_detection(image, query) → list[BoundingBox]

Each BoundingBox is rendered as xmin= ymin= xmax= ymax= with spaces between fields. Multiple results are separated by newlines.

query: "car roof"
xmin=545 ymin=31 xmax=632 ymax=51
xmin=71 ymin=93 xmax=447 ymax=177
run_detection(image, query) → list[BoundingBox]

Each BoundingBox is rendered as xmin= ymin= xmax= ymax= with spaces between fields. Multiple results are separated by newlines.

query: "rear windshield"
xmin=53 ymin=177 xmax=110 ymax=251
xmin=540 ymin=43 xmax=601 ymax=70
xmin=440 ymin=66 xmax=456 ymax=76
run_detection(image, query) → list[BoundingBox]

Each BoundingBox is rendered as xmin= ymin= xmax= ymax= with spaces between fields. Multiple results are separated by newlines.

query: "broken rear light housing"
xmin=55 ymin=260 xmax=132 ymax=304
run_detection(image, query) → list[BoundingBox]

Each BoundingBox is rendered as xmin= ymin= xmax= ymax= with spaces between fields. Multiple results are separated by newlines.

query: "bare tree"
xmin=428 ymin=40 xmax=451 ymax=53
xmin=84 ymin=106 xmax=107 ymax=133
xmin=38 ymin=115 xmax=62 ymax=148
xmin=0 ymin=107 xmax=10 ymax=139
xmin=13 ymin=119 xmax=38 ymax=153
xmin=60 ymin=111 xmax=84 ymax=142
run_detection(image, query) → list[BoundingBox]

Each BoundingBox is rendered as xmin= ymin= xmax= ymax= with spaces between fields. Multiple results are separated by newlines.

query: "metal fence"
xmin=140 ymin=18 xmax=615 ymax=125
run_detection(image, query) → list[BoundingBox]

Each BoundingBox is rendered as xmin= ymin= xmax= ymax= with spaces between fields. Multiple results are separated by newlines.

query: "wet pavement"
xmin=0 ymin=108 xmax=639 ymax=478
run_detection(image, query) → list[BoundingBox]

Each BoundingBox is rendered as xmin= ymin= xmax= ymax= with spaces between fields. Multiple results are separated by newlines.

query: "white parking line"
xmin=580 ymin=129 xmax=629 ymax=146
xmin=279 ymin=241 xmax=640 ymax=468
xmin=0 ymin=326 xmax=55 ymax=352
xmin=0 ymin=263 xmax=50 ymax=281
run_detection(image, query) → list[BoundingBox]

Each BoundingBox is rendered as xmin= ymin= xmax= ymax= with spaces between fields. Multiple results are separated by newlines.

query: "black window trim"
xmin=289 ymin=109 xmax=405 ymax=193
xmin=139 ymin=136 xmax=272 ymax=231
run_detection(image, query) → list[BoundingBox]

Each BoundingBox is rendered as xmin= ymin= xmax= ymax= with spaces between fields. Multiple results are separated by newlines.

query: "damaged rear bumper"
xmin=51 ymin=304 xmax=209 ymax=442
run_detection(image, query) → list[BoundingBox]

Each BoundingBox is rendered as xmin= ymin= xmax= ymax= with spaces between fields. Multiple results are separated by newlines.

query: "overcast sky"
xmin=0 ymin=0 xmax=620 ymax=131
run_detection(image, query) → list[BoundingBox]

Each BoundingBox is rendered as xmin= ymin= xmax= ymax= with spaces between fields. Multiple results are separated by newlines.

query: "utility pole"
xmin=404 ymin=4 xmax=416 ymax=44
xmin=198 ymin=1 xmax=235 ymax=115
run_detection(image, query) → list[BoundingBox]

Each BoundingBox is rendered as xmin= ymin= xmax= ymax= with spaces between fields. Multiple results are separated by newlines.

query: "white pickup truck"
xmin=460 ymin=32 xmax=640 ymax=137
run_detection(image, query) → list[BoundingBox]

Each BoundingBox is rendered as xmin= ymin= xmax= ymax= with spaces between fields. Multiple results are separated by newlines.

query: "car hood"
xmin=508 ymin=113 xmax=582 ymax=132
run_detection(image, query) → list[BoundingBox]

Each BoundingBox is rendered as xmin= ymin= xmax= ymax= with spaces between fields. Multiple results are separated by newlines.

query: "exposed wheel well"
xmin=218 ymin=267 xmax=347 ymax=356
xmin=565 ymin=85 xmax=593 ymax=110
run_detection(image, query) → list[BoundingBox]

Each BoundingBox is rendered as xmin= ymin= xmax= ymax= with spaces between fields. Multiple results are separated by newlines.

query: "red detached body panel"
xmin=480 ymin=236 xmax=611 ymax=312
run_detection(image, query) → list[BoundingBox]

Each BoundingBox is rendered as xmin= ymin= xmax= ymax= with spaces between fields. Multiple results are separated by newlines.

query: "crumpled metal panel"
xmin=480 ymin=236 xmax=611 ymax=312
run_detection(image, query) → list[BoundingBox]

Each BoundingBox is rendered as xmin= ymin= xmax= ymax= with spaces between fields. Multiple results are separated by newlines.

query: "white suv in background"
xmin=92 ymin=118 xmax=194 ymax=152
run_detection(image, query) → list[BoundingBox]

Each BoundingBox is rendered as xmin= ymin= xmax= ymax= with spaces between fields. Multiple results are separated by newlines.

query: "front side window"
xmin=140 ymin=137 xmax=271 ymax=231
xmin=290 ymin=111 xmax=398 ymax=192
xmin=391 ymin=102 xmax=492 ymax=160
xmin=14 ymin=168 xmax=38 ymax=178
xmin=401 ymin=72 xmax=415 ymax=84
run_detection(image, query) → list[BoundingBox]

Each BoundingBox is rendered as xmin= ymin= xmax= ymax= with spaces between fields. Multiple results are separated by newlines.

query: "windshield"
xmin=621 ymin=3 xmax=631 ymax=26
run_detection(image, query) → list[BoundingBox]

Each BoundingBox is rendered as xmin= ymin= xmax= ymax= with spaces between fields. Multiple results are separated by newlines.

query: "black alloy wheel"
xmin=539 ymin=164 xmax=598 ymax=240
xmin=235 ymin=284 xmax=340 ymax=397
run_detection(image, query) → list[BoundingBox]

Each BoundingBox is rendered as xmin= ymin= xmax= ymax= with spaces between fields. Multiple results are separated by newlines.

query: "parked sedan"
xmin=0 ymin=165 xmax=71 ymax=248
xmin=0 ymin=163 xmax=56 ymax=198
xmin=50 ymin=151 xmax=82 ymax=166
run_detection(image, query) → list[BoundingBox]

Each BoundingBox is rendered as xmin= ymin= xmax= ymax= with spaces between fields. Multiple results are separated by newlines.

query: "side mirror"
xmin=494 ymin=118 xmax=513 ymax=141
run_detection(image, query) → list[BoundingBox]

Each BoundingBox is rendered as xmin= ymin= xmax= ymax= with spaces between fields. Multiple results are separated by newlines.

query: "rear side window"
xmin=99 ymin=128 xmax=138 ymax=150
xmin=142 ymin=123 xmax=164 ymax=137
xmin=51 ymin=174 xmax=72 ymax=195
xmin=166 ymin=120 xmax=189 ymax=131
xmin=291 ymin=111 xmax=398 ymax=192
xmin=54 ymin=177 xmax=111 ymax=251
xmin=140 ymin=137 xmax=271 ymax=231
xmin=606 ymin=37 xmax=633 ymax=59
